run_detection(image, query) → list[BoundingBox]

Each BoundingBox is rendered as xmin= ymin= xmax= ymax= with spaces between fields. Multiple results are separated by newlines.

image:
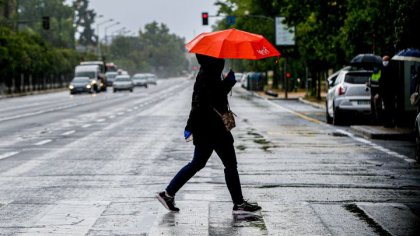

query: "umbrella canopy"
xmin=392 ymin=48 xmax=420 ymax=62
xmin=185 ymin=28 xmax=280 ymax=60
xmin=350 ymin=54 xmax=382 ymax=68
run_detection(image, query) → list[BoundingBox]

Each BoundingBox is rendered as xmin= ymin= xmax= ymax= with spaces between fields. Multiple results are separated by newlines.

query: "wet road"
xmin=0 ymin=77 xmax=419 ymax=235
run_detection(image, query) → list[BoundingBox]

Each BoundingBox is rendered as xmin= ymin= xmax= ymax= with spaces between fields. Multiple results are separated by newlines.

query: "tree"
xmin=17 ymin=0 xmax=75 ymax=48
xmin=107 ymin=22 xmax=188 ymax=77
xmin=73 ymin=0 xmax=97 ymax=48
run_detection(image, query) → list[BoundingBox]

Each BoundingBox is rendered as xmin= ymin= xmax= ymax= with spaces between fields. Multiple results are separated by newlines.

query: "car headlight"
xmin=69 ymin=85 xmax=74 ymax=89
xmin=91 ymin=80 xmax=97 ymax=84
xmin=86 ymin=84 xmax=91 ymax=89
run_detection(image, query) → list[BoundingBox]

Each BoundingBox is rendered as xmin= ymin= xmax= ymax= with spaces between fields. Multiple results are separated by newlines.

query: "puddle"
xmin=236 ymin=145 xmax=247 ymax=151
xmin=232 ymin=213 xmax=268 ymax=232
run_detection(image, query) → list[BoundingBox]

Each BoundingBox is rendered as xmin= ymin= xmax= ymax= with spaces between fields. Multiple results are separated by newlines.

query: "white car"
xmin=326 ymin=69 xmax=372 ymax=125
xmin=113 ymin=75 xmax=134 ymax=92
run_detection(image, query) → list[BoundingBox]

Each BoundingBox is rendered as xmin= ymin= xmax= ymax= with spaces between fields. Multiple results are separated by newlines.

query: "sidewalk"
xmin=256 ymin=88 xmax=413 ymax=140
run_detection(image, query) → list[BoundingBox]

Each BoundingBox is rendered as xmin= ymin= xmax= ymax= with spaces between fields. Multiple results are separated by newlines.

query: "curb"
xmin=298 ymin=97 xmax=324 ymax=109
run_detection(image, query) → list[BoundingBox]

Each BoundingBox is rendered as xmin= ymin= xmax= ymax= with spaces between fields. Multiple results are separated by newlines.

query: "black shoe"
xmin=233 ymin=201 xmax=261 ymax=214
xmin=156 ymin=191 xmax=180 ymax=212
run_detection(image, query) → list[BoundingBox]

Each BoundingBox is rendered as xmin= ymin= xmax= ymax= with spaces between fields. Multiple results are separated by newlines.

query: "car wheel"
xmin=333 ymin=105 xmax=343 ymax=126
xmin=113 ymin=89 xmax=117 ymax=93
xmin=326 ymin=101 xmax=333 ymax=124
xmin=145 ymin=84 xmax=148 ymax=88
xmin=130 ymin=89 xmax=133 ymax=92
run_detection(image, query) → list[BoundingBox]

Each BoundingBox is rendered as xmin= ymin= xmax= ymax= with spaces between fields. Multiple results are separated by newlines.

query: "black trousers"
xmin=166 ymin=142 xmax=244 ymax=205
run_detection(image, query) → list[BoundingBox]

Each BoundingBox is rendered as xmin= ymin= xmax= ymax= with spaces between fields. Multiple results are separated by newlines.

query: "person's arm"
xmin=221 ymin=69 xmax=236 ymax=94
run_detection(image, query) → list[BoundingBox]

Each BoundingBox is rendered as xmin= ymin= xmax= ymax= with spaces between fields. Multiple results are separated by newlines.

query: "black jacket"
xmin=185 ymin=54 xmax=236 ymax=146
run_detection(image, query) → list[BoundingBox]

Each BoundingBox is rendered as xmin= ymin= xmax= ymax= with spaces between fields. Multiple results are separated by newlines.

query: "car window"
xmin=75 ymin=71 xmax=95 ymax=79
xmin=73 ymin=78 xmax=89 ymax=83
xmin=345 ymin=73 xmax=370 ymax=84
xmin=334 ymin=74 xmax=343 ymax=86
xmin=116 ymin=77 xmax=130 ymax=81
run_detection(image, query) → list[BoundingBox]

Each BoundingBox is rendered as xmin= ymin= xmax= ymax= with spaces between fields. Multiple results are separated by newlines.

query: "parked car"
xmin=146 ymin=73 xmax=157 ymax=85
xmin=132 ymin=74 xmax=149 ymax=88
xmin=69 ymin=77 xmax=94 ymax=94
xmin=105 ymin=72 xmax=118 ymax=86
xmin=74 ymin=65 xmax=101 ymax=92
xmin=326 ymin=69 xmax=372 ymax=125
xmin=113 ymin=75 xmax=134 ymax=92
xmin=234 ymin=72 xmax=243 ymax=82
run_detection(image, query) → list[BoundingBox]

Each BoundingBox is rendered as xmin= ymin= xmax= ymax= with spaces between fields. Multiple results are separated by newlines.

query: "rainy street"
xmin=0 ymin=77 xmax=419 ymax=235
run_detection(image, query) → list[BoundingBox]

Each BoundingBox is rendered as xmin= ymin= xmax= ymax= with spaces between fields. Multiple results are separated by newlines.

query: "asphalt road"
xmin=0 ymin=78 xmax=419 ymax=235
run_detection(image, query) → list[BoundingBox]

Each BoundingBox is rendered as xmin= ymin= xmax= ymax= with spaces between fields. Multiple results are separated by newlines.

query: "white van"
xmin=74 ymin=65 xmax=101 ymax=92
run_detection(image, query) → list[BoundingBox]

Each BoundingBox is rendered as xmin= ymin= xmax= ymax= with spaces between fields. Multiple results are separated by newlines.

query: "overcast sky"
xmin=85 ymin=0 xmax=220 ymax=42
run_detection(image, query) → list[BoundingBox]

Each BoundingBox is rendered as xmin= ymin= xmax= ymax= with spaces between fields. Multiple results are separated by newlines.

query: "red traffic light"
xmin=202 ymin=12 xmax=209 ymax=25
xmin=286 ymin=72 xmax=291 ymax=78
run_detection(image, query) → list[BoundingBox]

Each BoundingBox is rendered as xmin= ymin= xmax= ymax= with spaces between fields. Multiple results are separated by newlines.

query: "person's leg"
xmin=214 ymin=142 xmax=244 ymax=205
xmin=165 ymin=145 xmax=213 ymax=197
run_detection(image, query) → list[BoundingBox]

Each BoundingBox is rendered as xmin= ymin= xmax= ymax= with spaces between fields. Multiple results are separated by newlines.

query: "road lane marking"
xmin=97 ymin=118 xmax=106 ymax=122
xmin=82 ymin=124 xmax=91 ymax=128
xmin=62 ymin=130 xmax=76 ymax=136
xmin=264 ymin=97 xmax=415 ymax=164
xmin=264 ymin=98 xmax=321 ymax=124
xmin=336 ymin=129 xmax=416 ymax=163
xmin=117 ymin=112 xmax=125 ymax=115
xmin=0 ymin=151 xmax=19 ymax=160
xmin=34 ymin=139 xmax=52 ymax=146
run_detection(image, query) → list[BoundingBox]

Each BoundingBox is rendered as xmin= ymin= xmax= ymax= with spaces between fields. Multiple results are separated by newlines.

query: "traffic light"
xmin=42 ymin=16 xmax=50 ymax=30
xmin=202 ymin=12 xmax=209 ymax=25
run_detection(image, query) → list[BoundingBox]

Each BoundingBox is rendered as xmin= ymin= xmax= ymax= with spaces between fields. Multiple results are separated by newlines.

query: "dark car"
xmin=69 ymin=77 xmax=94 ymax=94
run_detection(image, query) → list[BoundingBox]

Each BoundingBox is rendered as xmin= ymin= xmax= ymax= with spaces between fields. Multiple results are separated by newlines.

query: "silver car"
xmin=326 ymin=70 xmax=372 ymax=125
xmin=113 ymin=75 xmax=134 ymax=93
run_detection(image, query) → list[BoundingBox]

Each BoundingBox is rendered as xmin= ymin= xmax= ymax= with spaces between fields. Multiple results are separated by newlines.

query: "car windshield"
xmin=345 ymin=73 xmax=370 ymax=84
xmin=72 ymin=78 xmax=89 ymax=83
xmin=116 ymin=77 xmax=131 ymax=81
xmin=75 ymin=71 xmax=95 ymax=79
xmin=133 ymin=76 xmax=146 ymax=80
xmin=106 ymin=73 xmax=117 ymax=79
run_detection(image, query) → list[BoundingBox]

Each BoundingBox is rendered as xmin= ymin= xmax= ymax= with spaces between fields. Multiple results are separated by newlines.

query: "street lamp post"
xmin=104 ymin=21 xmax=120 ymax=45
xmin=96 ymin=18 xmax=113 ymax=58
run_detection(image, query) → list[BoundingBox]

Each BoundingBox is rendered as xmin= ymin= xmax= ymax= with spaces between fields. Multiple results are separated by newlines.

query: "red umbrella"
xmin=186 ymin=28 xmax=281 ymax=60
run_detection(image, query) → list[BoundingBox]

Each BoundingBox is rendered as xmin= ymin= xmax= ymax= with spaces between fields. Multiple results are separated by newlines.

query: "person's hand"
xmin=184 ymin=130 xmax=192 ymax=140
xmin=225 ymin=69 xmax=236 ymax=82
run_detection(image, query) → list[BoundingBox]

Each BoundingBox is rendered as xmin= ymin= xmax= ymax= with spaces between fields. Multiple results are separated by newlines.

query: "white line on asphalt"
xmin=0 ymin=151 xmax=19 ymax=160
xmin=62 ymin=130 xmax=76 ymax=136
xmin=117 ymin=112 xmax=125 ymax=115
xmin=127 ymin=109 xmax=133 ymax=112
xmin=97 ymin=118 xmax=106 ymax=122
xmin=335 ymin=129 xmax=416 ymax=163
xmin=109 ymin=115 xmax=116 ymax=119
xmin=34 ymin=139 xmax=52 ymax=146
xmin=82 ymin=124 xmax=91 ymax=128
xmin=263 ymin=98 xmax=322 ymax=124
xmin=264 ymin=97 xmax=416 ymax=164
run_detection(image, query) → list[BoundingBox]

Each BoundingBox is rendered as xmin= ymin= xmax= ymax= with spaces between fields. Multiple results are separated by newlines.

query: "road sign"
xmin=275 ymin=17 xmax=294 ymax=46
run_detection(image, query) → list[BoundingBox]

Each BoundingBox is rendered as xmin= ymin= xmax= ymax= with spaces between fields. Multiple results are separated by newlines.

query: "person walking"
xmin=369 ymin=65 xmax=382 ymax=123
xmin=156 ymin=54 xmax=261 ymax=214
xmin=380 ymin=55 xmax=396 ymax=127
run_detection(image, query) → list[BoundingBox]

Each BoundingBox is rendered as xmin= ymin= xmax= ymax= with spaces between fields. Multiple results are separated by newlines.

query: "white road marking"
xmin=109 ymin=115 xmax=116 ymax=119
xmin=34 ymin=139 xmax=52 ymax=146
xmin=62 ymin=130 xmax=76 ymax=136
xmin=127 ymin=109 xmax=133 ymax=112
xmin=0 ymin=151 xmax=19 ymax=160
xmin=97 ymin=118 xmax=106 ymax=122
xmin=117 ymin=112 xmax=125 ymax=115
xmin=82 ymin=124 xmax=91 ymax=128
xmin=336 ymin=129 xmax=416 ymax=163
xmin=264 ymin=97 xmax=415 ymax=164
